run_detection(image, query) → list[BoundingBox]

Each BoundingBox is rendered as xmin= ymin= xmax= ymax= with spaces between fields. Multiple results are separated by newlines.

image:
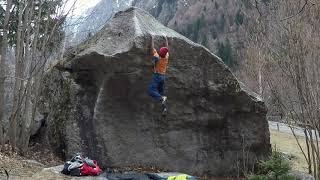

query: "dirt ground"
xmin=0 ymin=143 xmax=244 ymax=180
xmin=0 ymin=129 xmax=305 ymax=179
xmin=0 ymin=143 xmax=63 ymax=178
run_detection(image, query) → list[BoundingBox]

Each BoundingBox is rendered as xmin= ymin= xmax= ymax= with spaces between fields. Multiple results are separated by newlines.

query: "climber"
xmin=147 ymin=34 xmax=169 ymax=114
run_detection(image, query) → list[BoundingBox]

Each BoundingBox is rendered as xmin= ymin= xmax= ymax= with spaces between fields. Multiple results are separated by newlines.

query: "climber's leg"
xmin=148 ymin=74 xmax=162 ymax=102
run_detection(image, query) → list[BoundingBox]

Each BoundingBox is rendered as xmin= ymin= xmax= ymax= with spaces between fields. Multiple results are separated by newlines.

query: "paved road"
xmin=269 ymin=121 xmax=305 ymax=136
xmin=269 ymin=121 xmax=318 ymax=139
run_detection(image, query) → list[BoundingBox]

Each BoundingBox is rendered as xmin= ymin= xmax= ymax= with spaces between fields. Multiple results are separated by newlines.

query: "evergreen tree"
xmin=217 ymin=39 xmax=235 ymax=67
xmin=235 ymin=9 xmax=244 ymax=26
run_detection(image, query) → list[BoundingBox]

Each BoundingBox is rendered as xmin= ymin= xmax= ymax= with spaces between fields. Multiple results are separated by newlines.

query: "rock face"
xmin=38 ymin=7 xmax=270 ymax=176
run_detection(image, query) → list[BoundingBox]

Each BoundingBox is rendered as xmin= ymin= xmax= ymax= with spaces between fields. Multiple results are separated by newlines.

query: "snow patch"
xmin=127 ymin=0 xmax=134 ymax=6
xmin=183 ymin=0 xmax=188 ymax=6
xmin=116 ymin=0 xmax=120 ymax=8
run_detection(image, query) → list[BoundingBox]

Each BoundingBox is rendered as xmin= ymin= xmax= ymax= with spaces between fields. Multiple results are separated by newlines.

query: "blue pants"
xmin=148 ymin=73 xmax=165 ymax=101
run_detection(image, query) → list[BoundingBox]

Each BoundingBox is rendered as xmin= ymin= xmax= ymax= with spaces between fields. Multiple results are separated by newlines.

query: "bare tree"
xmin=0 ymin=0 xmax=70 ymax=152
xmin=239 ymin=0 xmax=320 ymax=178
xmin=0 ymin=0 xmax=13 ymax=146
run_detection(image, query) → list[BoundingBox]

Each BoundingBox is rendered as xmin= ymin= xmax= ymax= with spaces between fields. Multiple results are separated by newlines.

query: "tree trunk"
xmin=18 ymin=0 xmax=35 ymax=152
xmin=0 ymin=54 xmax=5 ymax=146
xmin=9 ymin=0 xmax=26 ymax=150
xmin=0 ymin=0 xmax=14 ymax=146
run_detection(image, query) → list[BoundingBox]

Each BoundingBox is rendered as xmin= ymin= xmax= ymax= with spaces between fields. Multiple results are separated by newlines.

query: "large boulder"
xmin=38 ymin=7 xmax=271 ymax=176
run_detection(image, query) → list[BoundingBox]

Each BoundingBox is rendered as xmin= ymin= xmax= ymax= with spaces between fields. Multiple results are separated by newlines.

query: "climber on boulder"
xmin=147 ymin=35 xmax=169 ymax=114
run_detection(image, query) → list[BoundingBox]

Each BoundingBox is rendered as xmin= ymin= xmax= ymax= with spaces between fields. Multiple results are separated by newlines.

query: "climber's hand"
xmin=164 ymin=36 xmax=169 ymax=48
xmin=151 ymin=34 xmax=155 ymax=50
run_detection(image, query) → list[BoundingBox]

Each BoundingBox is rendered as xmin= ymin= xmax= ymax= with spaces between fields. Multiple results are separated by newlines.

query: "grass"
xmin=270 ymin=129 xmax=309 ymax=172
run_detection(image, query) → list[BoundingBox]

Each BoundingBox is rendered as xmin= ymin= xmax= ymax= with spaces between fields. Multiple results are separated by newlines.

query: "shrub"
xmin=248 ymin=150 xmax=297 ymax=180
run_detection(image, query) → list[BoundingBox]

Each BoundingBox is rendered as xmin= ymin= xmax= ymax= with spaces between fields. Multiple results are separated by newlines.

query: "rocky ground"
xmin=0 ymin=122 xmax=308 ymax=179
xmin=0 ymin=144 xmax=244 ymax=180
xmin=0 ymin=121 xmax=313 ymax=179
xmin=0 ymin=143 xmax=63 ymax=179
xmin=0 ymin=136 xmax=313 ymax=180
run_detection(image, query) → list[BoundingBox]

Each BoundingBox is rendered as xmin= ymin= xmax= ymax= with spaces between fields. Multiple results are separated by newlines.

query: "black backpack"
xmin=61 ymin=161 xmax=81 ymax=176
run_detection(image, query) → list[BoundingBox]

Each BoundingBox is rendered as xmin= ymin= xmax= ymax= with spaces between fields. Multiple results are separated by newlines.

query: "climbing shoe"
xmin=161 ymin=96 xmax=167 ymax=105
xmin=162 ymin=107 xmax=167 ymax=116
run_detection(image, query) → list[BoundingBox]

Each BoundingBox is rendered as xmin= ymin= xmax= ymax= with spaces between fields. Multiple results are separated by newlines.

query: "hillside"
xmin=132 ymin=0 xmax=255 ymax=67
xmin=67 ymin=0 xmax=256 ymax=68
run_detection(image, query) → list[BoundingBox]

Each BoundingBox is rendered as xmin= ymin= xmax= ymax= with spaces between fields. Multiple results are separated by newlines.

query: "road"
xmin=269 ymin=121 xmax=318 ymax=139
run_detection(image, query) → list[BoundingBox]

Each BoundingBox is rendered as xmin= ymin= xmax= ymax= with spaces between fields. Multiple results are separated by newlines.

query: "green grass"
xmin=270 ymin=129 xmax=309 ymax=172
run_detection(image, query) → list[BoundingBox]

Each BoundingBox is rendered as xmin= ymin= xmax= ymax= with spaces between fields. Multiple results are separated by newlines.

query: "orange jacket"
xmin=152 ymin=48 xmax=169 ymax=75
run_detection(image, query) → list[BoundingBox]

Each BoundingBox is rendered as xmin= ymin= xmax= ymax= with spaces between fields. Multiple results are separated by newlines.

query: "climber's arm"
xmin=151 ymin=35 xmax=159 ymax=64
xmin=164 ymin=35 xmax=170 ymax=59
xmin=165 ymin=36 xmax=169 ymax=49
xmin=151 ymin=35 xmax=155 ymax=53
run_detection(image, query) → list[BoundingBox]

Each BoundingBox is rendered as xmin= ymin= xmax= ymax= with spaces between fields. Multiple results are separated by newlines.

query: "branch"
xmin=280 ymin=0 xmax=314 ymax=21
xmin=254 ymin=0 xmax=262 ymax=17
xmin=4 ymin=76 xmax=29 ymax=81
xmin=3 ymin=168 xmax=9 ymax=180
